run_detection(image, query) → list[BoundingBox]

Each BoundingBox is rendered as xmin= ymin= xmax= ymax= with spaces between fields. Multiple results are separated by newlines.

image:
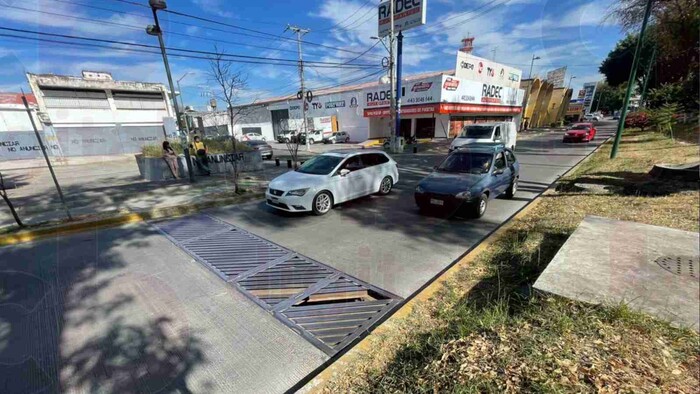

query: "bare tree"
xmin=0 ymin=172 xmax=23 ymax=227
xmin=284 ymin=117 xmax=304 ymax=169
xmin=208 ymin=46 xmax=252 ymax=194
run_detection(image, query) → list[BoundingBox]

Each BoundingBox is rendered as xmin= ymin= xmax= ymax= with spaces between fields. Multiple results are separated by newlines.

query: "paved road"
xmin=0 ymin=122 xmax=615 ymax=393
xmin=209 ymin=123 xmax=616 ymax=297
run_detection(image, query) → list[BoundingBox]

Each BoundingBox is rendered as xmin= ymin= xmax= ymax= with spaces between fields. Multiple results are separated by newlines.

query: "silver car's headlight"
xmin=455 ymin=190 xmax=471 ymax=199
xmin=415 ymin=185 xmax=425 ymax=193
xmin=286 ymin=188 xmax=309 ymax=196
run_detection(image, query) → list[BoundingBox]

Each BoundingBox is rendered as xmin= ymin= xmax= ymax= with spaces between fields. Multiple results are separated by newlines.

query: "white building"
xmin=0 ymin=93 xmax=48 ymax=160
xmin=19 ymin=71 xmax=175 ymax=158
xmin=212 ymin=52 xmax=524 ymax=142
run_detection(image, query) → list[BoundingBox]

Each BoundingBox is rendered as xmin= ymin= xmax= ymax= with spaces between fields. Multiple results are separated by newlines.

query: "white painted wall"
xmin=0 ymin=108 xmax=36 ymax=132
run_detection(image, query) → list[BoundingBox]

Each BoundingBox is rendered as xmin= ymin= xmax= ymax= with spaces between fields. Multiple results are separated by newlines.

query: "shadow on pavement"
xmin=0 ymin=225 xmax=208 ymax=392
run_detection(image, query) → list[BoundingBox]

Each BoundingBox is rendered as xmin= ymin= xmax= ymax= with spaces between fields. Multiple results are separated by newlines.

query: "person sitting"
xmin=191 ymin=136 xmax=211 ymax=175
xmin=162 ymin=141 xmax=179 ymax=179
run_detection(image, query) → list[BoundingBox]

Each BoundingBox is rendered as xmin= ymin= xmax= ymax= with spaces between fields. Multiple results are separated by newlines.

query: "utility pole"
xmin=593 ymin=89 xmax=605 ymax=113
xmin=388 ymin=0 xmax=397 ymax=152
xmin=528 ymin=55 xmax=540 ymax=79
xmin=147 ymin=0 xmax=195 ymax=182
xmin=287 ymin=25 xmax=311 ymax=151
xmin=567 ymin=75 xmax=576 ymax=89
xmin=611 ymin=0 xmax=654 ymax=158
xmin=395 ymin=31 xmax=403 ymax=151
xmin=177 ymin=72 xmax=192 ymax=135
xmin=639 ymin=44 xmax=657 ymax=108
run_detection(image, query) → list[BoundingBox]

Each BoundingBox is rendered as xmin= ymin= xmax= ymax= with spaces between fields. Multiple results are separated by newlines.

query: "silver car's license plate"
xmin=430 ymin=198 xmax=444 ymax=206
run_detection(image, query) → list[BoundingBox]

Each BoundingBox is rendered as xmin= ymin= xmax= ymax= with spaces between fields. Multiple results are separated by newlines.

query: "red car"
xmin=563 ymin=123 xmax=596 ymax=143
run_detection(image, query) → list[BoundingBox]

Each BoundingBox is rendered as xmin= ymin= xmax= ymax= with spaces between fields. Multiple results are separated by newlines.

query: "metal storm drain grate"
xmin=655 ymin=255 xmax=699 ymax=280
xmin=151 ymin=214 xmax=401 ymax=355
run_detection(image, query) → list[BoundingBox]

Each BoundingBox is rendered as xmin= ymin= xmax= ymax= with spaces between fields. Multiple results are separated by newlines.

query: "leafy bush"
xmin=624 ymin=111 xmax=651 ymax=131
xmin=140 ymin=138 xmax=250 ymax=158
xmin=650 ymin=103 xmax=679 ymax=137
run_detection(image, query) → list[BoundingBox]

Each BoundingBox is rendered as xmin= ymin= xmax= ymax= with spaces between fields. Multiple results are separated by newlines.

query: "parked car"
xmin=563 ymin=123 xmax=596 ymax=143
xmin=307 ymin=130 xmax=328 ymax=144
xmin=245 ymin=140 xmax=273 ymax=160
xmin=266 ymin=150 xmax=399 ymax=215
xmin=242 ymin=132 xmax=265 ymax=141
xmin=415 ymin=144 xmax=519 ymax=218
xmin=323 ymin=131 xmax=351 ymax=144
xmin=277 ymin=130 xmax=297 ymax=143
xmin=449 ymin=121 xmax=517 ymax=152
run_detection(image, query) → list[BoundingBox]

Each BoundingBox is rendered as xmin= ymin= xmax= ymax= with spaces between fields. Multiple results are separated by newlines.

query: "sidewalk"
xmin=0 ymin=157 xmax=288 ymax=230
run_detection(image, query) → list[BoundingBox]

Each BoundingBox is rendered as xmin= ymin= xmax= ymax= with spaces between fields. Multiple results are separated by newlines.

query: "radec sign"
xmin=378 ymin=0 xmax=427 ymax=37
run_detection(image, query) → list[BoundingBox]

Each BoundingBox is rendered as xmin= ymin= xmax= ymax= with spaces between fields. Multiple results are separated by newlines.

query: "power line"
xmin=313 ymin=0 xmax=373 ymax=32
xmin=101 ymin=0 xmax=384 ymax=58
xmin=0 ymin=32 xmax=379 ymax=70
xmin=0 ymin=27 xmax=381 ymax=69
xmin=406 ymin=0 xmax=509 ymax=38
xmin=6 ymin=3 xmax=308 ymax=57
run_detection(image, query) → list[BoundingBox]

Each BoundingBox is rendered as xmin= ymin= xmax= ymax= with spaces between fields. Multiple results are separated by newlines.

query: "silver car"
xmin=323 ymin=131 xmax=350 ymax=144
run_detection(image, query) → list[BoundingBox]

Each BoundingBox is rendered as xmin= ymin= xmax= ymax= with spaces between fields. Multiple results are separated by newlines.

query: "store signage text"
xmin=411 ymin=82 xmax=433 ymax=92
xmin=325 ymin=100 xmax=346 ymax=109
xmin=460 ymin=61 xmax=474 ymax=70
xmin=366 ymin=90 xmax=392 ymax=106
xmin=377 ymin=0 xmax=426 ymax=37
xmin=481 ymin=84 xmax=502 ymax=104
xmin=443 ymin=78 xmax=460 ymax=91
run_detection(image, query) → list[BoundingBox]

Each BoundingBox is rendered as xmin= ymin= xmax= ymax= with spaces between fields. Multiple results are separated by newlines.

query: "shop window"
xmin=415 ymin=118 xmax=435 ymax=139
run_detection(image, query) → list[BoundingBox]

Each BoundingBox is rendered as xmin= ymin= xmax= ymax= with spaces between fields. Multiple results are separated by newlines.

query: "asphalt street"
xmin=209 ymin=123 xmax=616 ymax=298
xmin=0 ymin=122 xmax=616 ymax=393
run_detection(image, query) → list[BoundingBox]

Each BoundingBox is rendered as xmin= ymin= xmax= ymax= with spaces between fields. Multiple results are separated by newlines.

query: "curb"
xmin=297 ymin=134 xmax=613 ymax=394
xmin=0 ymin=192 xmax=263 ymax=247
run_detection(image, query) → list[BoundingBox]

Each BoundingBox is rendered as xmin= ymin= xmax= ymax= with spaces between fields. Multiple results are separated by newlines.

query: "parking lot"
xmin=0 ymin=123 xmax=616 ymax=393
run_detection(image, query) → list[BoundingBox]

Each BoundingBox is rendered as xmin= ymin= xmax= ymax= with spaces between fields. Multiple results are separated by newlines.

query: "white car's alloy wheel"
xmin=379 ymin=177 xmax=392 ymax=194
xmin=314 ymin=192 xmax=332 ymax=215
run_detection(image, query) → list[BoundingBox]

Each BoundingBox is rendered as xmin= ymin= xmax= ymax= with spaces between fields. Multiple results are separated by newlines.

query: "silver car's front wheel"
xmin=378 ymin=176 xmax=393 ymax=195
xmin=312 ymin=191 xmax=333 ymax=216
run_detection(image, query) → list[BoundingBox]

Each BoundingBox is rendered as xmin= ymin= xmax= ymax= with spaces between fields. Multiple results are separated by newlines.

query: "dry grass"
xmin=321 ymin=130 xmax=700 ymax=393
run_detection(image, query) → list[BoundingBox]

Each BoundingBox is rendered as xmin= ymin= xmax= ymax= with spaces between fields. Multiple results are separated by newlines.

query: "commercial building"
xmin=1 ymin=71 xmax=175 ymax=160
xmin=519 ymin=78 xmax=573 ymax=129
xmin=206 ymin=51 xmax=525 ymax=142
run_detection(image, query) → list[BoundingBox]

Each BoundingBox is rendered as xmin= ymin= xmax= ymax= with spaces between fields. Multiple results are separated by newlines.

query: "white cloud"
xmin=191 ymin=0 xmax=234 ymax=18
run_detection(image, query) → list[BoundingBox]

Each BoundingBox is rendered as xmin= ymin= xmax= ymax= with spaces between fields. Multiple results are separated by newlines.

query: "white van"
xmin=449 ymin=122 xmax=517 ymax=152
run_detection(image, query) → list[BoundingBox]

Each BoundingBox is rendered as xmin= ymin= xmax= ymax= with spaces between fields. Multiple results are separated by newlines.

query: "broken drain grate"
xmin=151 ymin=214 xmax=401 ymax=355
xmin=655 ymin=255 xmax=699 ymax=280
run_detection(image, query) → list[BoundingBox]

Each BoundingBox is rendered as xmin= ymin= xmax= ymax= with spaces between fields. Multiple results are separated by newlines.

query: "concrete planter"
xmin=135 ymin=151 xmax=263 ymax=181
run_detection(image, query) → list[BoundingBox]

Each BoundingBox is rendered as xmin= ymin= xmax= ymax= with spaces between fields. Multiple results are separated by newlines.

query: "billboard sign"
xmin=455 ymin=52 xmax=522 ymax=89
xmin=546 ymin=66 xmax=567 ymax=88
xmin=582 ymin=82 xmax=597 ymax=114
xmin=440 ymin=76 xmax=524 ymax=107
xmin=363 ymin=75 xmax=442 ymax=107
xmin=378 ymin=0 xmax=428 ymax=37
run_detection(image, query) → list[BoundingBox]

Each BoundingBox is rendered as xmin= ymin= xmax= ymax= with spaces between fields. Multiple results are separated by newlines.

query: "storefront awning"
xmin=363 ymin=103 xmax=521 ymax=118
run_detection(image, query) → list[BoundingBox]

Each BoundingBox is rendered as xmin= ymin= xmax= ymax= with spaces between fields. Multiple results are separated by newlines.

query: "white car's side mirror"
xmin=339 ymin=169 xmax=350 ymax=177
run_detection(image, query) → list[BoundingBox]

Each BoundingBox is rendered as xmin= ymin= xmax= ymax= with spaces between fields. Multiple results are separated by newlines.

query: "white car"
xmin=243 ymin=133 xmax=265 ymax=141
xmin=266 ymin=150 xmax=399 ymax=215
xmin=450 ymin=122 xmax=517 ymax=152
xmin=323 ymin=131 xmax=351 ymax=144
xmin=583 ymin=114 xmax=601 ymax=122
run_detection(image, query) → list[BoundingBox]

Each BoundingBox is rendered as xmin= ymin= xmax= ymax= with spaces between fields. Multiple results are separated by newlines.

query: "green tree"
xmin=599 ymin=34 xmax=655 ymax=87
xmin=590 ymin=83 xmax=626 ymax=113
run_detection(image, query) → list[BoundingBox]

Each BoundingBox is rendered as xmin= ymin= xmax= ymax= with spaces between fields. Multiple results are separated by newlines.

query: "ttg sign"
xmin=377 ymin=0 xmax=427 ymax=37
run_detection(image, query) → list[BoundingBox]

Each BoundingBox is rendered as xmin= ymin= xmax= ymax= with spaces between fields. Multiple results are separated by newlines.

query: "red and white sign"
xmin=455 ymin=52 xmax=522 ymax=89
xmin=363 ymin=102 xmax=521 ymax=118
xmin=411 ymin=82 xmax=433 ymax=92
xmin=378 ymin=0 xmax=428 ymax=37
xmin=443 ymin=78 xmax=460 ymax=91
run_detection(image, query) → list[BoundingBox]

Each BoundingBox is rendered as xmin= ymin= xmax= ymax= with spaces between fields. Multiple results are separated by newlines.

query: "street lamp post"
xmin=528 ymin=55 xmax=540 ymax=79
xmin=147 ymin=0 xmax=194 ymax=182
xmin=177 ymin=72 xmax=193 ymax=135
xmin=567 ymin=75 xmax=577 ymax=89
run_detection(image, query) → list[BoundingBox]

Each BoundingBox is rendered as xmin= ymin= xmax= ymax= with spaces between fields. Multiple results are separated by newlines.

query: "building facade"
xmin=4 ymin=71 xmax=176 ymax=160
xmin=208 ymin=53 xmax=525 ymax=142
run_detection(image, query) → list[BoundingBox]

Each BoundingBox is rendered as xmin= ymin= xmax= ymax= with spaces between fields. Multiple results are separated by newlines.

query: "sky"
xmin=0 ymin=0 xmax=625 ymax=109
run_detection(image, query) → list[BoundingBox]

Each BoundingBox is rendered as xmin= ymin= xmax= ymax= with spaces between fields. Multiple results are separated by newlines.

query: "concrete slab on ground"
xmin=0 ymin=222 xmax=327 ymax=393
xmin=534 ymin=216 xmax=700 ymax=331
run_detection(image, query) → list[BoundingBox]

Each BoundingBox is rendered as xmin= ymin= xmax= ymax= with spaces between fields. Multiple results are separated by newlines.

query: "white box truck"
xmin=449 ymin=121 xmax=518 ymax=152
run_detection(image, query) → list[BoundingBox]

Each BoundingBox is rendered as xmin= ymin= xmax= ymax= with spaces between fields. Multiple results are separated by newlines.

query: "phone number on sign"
xmin=405 ymin=96 xmax=433 ymax=104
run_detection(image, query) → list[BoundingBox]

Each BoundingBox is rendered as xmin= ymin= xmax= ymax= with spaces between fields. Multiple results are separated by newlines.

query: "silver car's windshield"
xmin=296 ymin=155 xmax=343 ymax=175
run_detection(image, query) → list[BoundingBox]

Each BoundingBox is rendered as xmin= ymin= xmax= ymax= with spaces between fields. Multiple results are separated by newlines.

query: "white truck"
xmin=449 ymin=121 xmax=518 ymax=152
